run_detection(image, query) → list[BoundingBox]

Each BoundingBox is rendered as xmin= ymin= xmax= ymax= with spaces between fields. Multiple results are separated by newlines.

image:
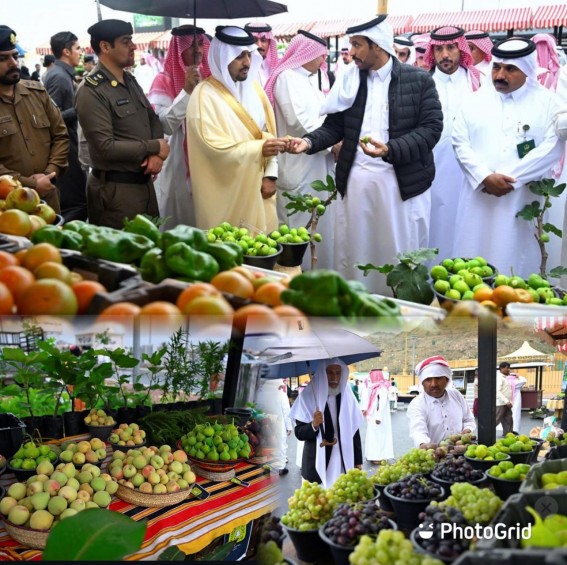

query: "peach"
xmin=70 ymin=499 xmax=86 ymax=512
xmin=59 ymin=508 xmax=78 ymax=520
xmin=77 ymin=441 xmax=91 ymax=454
xmin=72 ymin=452 xmax=86 ymax=466
xmin=139 ymin=482 xmax=153 ymax=494
xmin=8 ymin=505 xmax=30 ymax=525
xmin=58 ymin=486 xmax=78 ymax=503
xmin=47 ymin=495 xmax=68 ymax=516
xmin=123 ymin=464 xmax=137 ymax=479
xmin=7 ymin=483 xmax=27 ymax=501
xmin=93 ymin=490 xmax=111 ymax=508
xmin=77 ymin=471 xmax=93 ymax=484
xmin=0 ymin=496 xmax=18 ymax=515
xmin=76 ymin=490 xmax=91 ymax=503
xmin=172 ymin=450 xmax=188 ymax=463
xmin=29 ymin=509 xmax=54 ymax=530
xmin=79 ymin=483 xmax=94 ymax=496
xmin=131 ymin=473 xmax=144 ymax=488
xmin=166 ymin=481 xmax=181 ymax=493
xmin=169 ymin=461 xmax=183 ymax=475
xmin=26 ymin=481 xmax=44 ymax=496
xmin=105 ymin=480 xmax=119 ymax=495
xmin=147 ymin=472 xmax=160 ymax=485
xmin=44 ymin=480 xmax=61 ymax=497
xmin=36 ymin=460 xmax=54 ymax=476
xmin=141 ymin=465 xmax=155 ymax=479
xmin=90 ymin=477 xmax=106 ymax=492
xmin=30 ymin=492 xmax=50 ymax=511
xmin=153 ymin=484 xmax=167 ymax=494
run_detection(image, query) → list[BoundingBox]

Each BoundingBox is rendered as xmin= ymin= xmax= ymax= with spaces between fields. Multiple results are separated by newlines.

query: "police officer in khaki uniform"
xmin=75 ymin=19 xmax=169 ymax=228
xmin=0 ymin=25 xmax=68 ymax=212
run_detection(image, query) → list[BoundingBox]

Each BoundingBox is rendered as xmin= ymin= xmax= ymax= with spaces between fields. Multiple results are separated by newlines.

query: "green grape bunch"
xmin=329 ymin=468 xmax=375 ymax=505
xmin=280 ymin=481 xmax=336 ymax=530
xmin=431 ymin=483 xmax=503 ymax=524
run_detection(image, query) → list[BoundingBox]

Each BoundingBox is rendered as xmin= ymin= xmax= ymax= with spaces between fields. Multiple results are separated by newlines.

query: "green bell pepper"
xmin=281 ymin=270 xmax=343 ymax=316
xmin=164 ymin=242 xmax=219 ymax=282
xmin=62 ymin=220 xmax=89 ymax=233
xmin=161 ymin=225 xmax=209 ymax=252
xmin=82 ymin=228 xmax=155 ymax=264
xmin=31 ymin=226 xmax=83 ymax=251
xmin=205 ymin=242 xmax=242 ymax=272
xmin=139 ymin=248 xmax=174 ymax=283
xmin=123 ymin=214 xmax=161 ymax=246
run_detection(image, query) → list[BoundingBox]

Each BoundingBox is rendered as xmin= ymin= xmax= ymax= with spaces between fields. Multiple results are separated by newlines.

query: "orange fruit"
xmin=183 ymin=295 xmax=234 ymax=316
xmin=473 ymin=286 xmax=493 ymax=303
xmin=72 ymin=280 xmax=107 ymax=314
xmin=0 ymin=209 xmax=32 ymax=236
xmin=0 ymin=281 xmax=14 ymax=314
xmin=231 ymin=266 xmax=255 ymax=283
xmin=252 ymin=276 xmax=281 ymax=290
xmin=515 ymin=288 xmax=533 ymax=304
xmin=233 ymin=304 xmax=281 ymax=334
xmin=21 ymin=243 xmax=62 ymax=272
xmin=17 ymin=278 xmax=78 ymax=315
xmin=176 ymin=283 xmax=220 ymax=313
xmin=34 ymin=261 xmax=72 ymax=283
xmin=210 ymin=271 xmax=254 ymax=299
xmin=492 ymin=285 xmax=518 ymax=308
xmin=0 ymin=265 xmax=35 ymax=303
xmin=480 ymin=299 xmax=501 ymax=314
xmin=14 ymin=249 xmax=26 ymax=263
xmin=29 ymin=215 xmax=47 ymax=233
xmin=98 ymin=302 xmax=142 ymax=318
xmin=252 ymin=282 xmax=286 ymax=306
xmin=139 ymin=301 xmax=183 ymax=316
xmin=0 ymin=250 xmax=19 ymax=269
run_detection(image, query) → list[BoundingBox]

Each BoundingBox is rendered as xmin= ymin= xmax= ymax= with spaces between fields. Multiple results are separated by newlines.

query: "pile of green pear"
xmin=9 ymin=440 xmax=58 ymax=470
xmin=430 ymin=256 xmax=493 ymax=300
xmin=0 ymin=460 xmax=116 ymax=531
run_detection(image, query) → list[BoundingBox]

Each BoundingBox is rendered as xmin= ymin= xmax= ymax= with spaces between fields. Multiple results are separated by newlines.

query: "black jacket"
xmin=306 ymin=57 xmax=443 ymax=201
xmin=295 ymin=393 xmax=363 ymax=484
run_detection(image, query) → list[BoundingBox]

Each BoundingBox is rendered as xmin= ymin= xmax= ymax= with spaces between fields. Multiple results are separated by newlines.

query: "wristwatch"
xmin=303 ymin=137 xmax=313 ymax=151
xmin=265 ymin=176 xmax=277 ymax=181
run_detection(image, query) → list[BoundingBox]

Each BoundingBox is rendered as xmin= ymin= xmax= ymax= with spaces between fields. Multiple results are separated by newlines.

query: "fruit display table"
xmin=0 ymin=436 xmax=279 ymax=561
xmin=547 ymin=398 xmax=564 ymax=420
xmin=521 ymin=389 xmax=544 ymax=410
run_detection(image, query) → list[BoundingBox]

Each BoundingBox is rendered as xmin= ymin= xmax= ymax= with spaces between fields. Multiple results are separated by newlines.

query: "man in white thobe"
xmin=393 ymin=36 xmax=415 ymax=65
xmin=496 ymin=362 xmax=514 ymax=436
xmin=465 ymin=30 xmax=493 ymax=81
xmin=408 ymin=356 xmax=476 ymax=448
xmin=148 ymin=25 xmax=210 ymax=229
xmin=244 ymin=22 xmax=278 ymax=87
xmin=134 ymin=55 xmax=157 ymax=96
xmin=288 ymin=15 xmax=442 ymax=295
xmin=452 ymin=38 xmax=563 ymax=277
xmin=265 ymin=30 xmax=336 ymax=269
xmin=425 ymin=27 xmax=481 ymax=260
xmin=363 ymin=369 xmax=394 ymax=463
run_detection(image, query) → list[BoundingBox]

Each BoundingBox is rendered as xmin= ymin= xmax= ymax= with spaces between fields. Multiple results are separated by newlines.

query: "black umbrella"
xmin=98 ymin=0 xmax=288 ymax=20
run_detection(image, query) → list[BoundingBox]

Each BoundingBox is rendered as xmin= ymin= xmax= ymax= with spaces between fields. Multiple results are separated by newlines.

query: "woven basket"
xmin=3 ymin=521 xmax=49 ymax=550
xmin=192 ymin=465 xmax=235 ymax=481
xmin=115 ymin=483 xmax=191 ymax=508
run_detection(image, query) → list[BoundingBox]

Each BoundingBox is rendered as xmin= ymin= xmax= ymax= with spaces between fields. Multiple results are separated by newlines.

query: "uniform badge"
xmin=9 ymin=34 xmax=16 ymax=46
xmin=111 ymin=80 xmax=118 ymax=87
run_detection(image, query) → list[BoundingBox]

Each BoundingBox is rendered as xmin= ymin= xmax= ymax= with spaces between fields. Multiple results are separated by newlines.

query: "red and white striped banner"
xmin=533 ymin=4 xmax=567 ymax=29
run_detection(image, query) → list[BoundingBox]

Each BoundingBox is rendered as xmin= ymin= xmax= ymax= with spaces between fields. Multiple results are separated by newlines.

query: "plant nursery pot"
xmin=0 ymin=413 xmax=26 ymax=459
xmin=243 ymin=244 xmax=282 ymax=271
xmin=21 ymin=416 xmax=43 ymax=438
xmin=224 ymin=407 xmax=252 ymax=428
xmin=488 ymin=475 xmax=522 ymax=500
xmin=135 ymin=405 xmax=151 ymax=419
xmin=384 ymin=484 xmax=445 ymax=532
xmin=281 ymin=524 xmax=332 ymax=564
xmin=63 ymin=411 xmax=87 ymax=436
xmin=86 ymin=423 xmax=115 ymax=441
xmin=318 ymin=526 xmax=354 ymax=565
xmin=41 ymin=415 xmax=64 ymax=440
xmin=464 ymin=453 xmax=511 ymax=472
xmin=374 ymin=483 xmax=394 ymax=512
xmin=277 ymin=241 xmax=309 ymax=268
xmin=116 ymin=407 xmax=136 ymax=425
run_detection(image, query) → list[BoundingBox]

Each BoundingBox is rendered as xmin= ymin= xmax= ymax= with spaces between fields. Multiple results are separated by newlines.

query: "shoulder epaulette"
xmin=84 ymin=72 xmax=107 ymax=88
xmin=21 ymin=79 xmax=45 ymax=91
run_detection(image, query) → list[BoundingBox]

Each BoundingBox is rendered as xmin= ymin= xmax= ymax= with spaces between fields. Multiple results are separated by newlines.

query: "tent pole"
xmin=478 ymin=316 xmax=497 ymax=445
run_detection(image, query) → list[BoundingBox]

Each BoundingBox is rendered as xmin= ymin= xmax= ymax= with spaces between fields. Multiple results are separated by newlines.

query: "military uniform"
xmin=75 ymin=63 xmax=163 ymax=228
xmin=0 ymin=79 xmax=68 ymax=212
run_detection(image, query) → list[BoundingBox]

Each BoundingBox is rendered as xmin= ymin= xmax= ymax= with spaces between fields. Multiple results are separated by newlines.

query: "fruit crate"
xmin=453 ymin=549 xmax=566 ymax=564
xmin=520 ymin=458 xmax=567 ymax=493
xmin=476 ymin=491 xmax=567 ymax=551
xmin=60 ymin=250 xmax=142 ymax=293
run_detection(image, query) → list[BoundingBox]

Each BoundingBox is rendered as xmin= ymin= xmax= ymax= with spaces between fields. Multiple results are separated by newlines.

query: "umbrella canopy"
xmin=242 ymin=325 xmax=382 ymax=379
xmin=98 ymin=0 xmax=288 ymax=19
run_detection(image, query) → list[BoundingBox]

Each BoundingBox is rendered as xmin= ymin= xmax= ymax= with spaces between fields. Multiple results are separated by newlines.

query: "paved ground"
xmin=274 ymin=409 xmax=538 ymax=514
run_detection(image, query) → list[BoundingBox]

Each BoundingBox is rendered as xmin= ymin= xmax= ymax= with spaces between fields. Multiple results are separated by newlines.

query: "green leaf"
xmin=549 ymin=182 xmax=567 ymax=197
xmin=310 ymin=180 xmax=328 ymax=192
xmin=196 ymin=541 xmax=236 ymax=561
xmin=386 ymin=263 xmax=413 ymax=287
xmin=43 ymin=509 xmax=146 ymax=561
xmin=391 ymin=264 xmax=433 ymax=304
xmin=158 ymin=546 xmax=186 ymax=561
xmin=356 ymin=263 xmax=394 ymax=276
xmin=528 ymin=179 xmax=553 ymax=196
xmin=543 ymin=223 xmax=562 ymax=238
xmin=548 ymin=266 xmax=567 ymax=279
xmin=396 ymin=247 xmax=438 ymax=266
xmin=1 ymin=347 xmax=27 ymax=362
xmin=516 ymin=201 xmax=541 ymax=221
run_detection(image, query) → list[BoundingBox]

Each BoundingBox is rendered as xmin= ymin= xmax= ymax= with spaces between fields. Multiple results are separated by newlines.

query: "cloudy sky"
xmin=3 ymin=0 xmax=561 ymax=61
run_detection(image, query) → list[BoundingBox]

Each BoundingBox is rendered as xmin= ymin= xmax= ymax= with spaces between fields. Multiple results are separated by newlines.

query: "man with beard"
xmin=408 ymin=356 xmax=475 ymax=448
xmin=44 ymin=31 xmax=87 ymax=221
xmin=424 ymin=27 xmax=480 ymax=260
xmin=244 ymin=22 xmax=278 ymax=86
xmin=186 ymin=26 xmax=289 ymax=233
xmin=290 ymin=358 xmax=363 ymax=488
xmin=75 ymin=19 xmax=168 ymax=228
xmin=0 ymin=25 xmax=68 ymax=212
xmin=452 ymin=38 xmax=563 ymax=276
xmin=465 ymin=30 xmax=493 ymax=79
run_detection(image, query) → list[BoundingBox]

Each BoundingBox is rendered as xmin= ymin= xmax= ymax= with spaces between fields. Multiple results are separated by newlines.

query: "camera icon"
xmin=417 ymin=523 xmax=434 ymax=540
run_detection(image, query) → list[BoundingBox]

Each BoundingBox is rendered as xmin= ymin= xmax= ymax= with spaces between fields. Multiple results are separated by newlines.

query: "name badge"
xmin=517 ymin=139 xmax=535 ymax=159
xmin=116 ymin=99 xmax=130 ymax=106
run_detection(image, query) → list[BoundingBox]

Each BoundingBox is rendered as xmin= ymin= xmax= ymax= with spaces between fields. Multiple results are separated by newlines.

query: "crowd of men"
xmin=0 ymin=15 xmax=566 ymax=295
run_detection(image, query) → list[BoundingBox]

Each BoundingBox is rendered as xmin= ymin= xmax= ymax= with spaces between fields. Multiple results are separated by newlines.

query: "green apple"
xmin=480 ymin=265 xmax=494 ymax=278
xmin=494 ymin=274 xmax=509 ymax=287
xmin=441 ymin=258 xmax=454 ymax=270
xmin=474 ymin=256 xmax=488 ymax=267
xmin=430 ymin=265 xmax=449 ymax=281
xmin=449 ymin=274 xmax=464 ymax=286
xmin=462 ymin=290 xmax=474 ymax=300
xmin=453 ymin=280 xmax=471 ymax=295
xmin=434 ymin=280 xmax=451 ymax=294
xmin=446 ymin=289 xmax=461 ymax=300
xmin=464 ymin=272 xmax=483 ymax=288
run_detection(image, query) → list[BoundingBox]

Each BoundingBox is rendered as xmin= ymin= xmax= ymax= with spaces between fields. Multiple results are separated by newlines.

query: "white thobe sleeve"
xmin=377 ymin=390 xmax=388 ymax=421
xmin=280 ymin=392 xmax=292 ymax=432
xmin=495 ymin=373 xmax=510 ymax=406
xmin=554 ymin=110 xmax=567 ymax=141
xmin=264 ymin=156 xmax=278 ymax=178
xmin=504 ymin=98 xmax=563 ymax=189
xmin=153 ymin=90 xmax=190 ymax=136
xmin=407 ymin=397 xmax=431 ymax=447
xmin=459 ymin=394 xmax=476 ymax=433
xmin=452 ymin=104 xmax=494 ymax=190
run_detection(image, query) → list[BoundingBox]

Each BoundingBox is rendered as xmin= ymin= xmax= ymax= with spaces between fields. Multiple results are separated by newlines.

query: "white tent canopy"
xmin=502 ymin=340 xmax=549 ymax=359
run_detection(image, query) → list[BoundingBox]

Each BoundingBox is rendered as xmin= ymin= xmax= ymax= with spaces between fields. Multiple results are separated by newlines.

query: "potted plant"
xmin=191 ymin=339 xmax=230 ymax=414
xmin=160 ymin=327 xmax=197 ymax=407
xmin=132 ymin=347 xmax=167 ymax=419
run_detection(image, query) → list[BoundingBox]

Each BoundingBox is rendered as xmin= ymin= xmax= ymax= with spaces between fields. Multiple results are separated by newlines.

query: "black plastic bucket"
xmin=277 ymin=241 xmax=309 ymax=268
xmin=281 ymin=524 xmax=331 ymax=563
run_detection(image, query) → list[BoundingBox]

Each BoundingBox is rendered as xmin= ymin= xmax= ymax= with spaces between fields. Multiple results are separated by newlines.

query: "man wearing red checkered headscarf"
xmin=244 ymin=22 xmax=278 ymax=86
xmin=265 ymin=30 xmax=336 ymax=270
xmin=465 ymin=30 xmax=493 ymax=79
xmin=407 ymin=356 xmax=475 ymax=448
xmin=425 ymin=26 xmax=481 ymax=261
xmin=148 ymin=25 xmax=210 ymax=228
